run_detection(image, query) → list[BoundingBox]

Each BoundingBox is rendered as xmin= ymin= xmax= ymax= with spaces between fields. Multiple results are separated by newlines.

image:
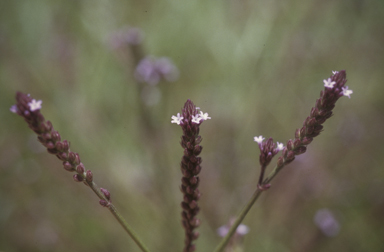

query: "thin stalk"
xmin=213 ymin=164 xmax=281 ymax=252
xmin=86 ymin=181 xmax=151 ymax=252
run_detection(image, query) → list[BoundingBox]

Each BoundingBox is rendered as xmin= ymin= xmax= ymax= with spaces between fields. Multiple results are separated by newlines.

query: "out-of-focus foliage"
xmin=1 ymin=0 xmax=384 ymax=251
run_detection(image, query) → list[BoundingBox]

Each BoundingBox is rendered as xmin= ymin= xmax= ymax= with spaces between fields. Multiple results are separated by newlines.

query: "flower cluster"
xmin=135 ymin=56 xmax=179 ymax=85
xmin=253 ymin=70 xmax=352 ymax=189
xmin=172 ymin=100 xmax=210 ymax=252
xmin=11 ymin=92 xmax=110 ymax=207
xmin=276 ymin=70 xmax=351 ymax=170
xmin=253 ymin=136 xmax=284 ymax=190
xmin=171 ymin=110 xmax=211 ymax=125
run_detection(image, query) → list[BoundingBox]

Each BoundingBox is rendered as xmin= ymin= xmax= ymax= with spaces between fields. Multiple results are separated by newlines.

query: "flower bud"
xmin=68 ymin=152 xmax=76 ymax=164
xmin=99 ymin=200 xmax=109 ymax=207
xmin=73 ymin=174 xmax=84 ymax=182
xmin=193 ymin=145 xmax=202 ymax=156
xmin=100 ymin=188 xmax=111 ymax=200
xmin=76 ymin=163 xmax=85 ymax=174
xmin=295 ymin=128 xmax=301 ymax=139
xmin=277 ymin=156 xmax=284 ymax=168
xmin=189 ymin=200 xmax=198 ymax=209
xmin=74 ymin=153 xmax=81 ymax=165
xmin=294 ymin=146 xmax=307 ymax=155
xmin=56 ymin=152 xmax=68 ymax=161
xmin=55 ymin=141 xmax=64 ymax=152
xmin=302 ymin=137 xmax=313 ymax=145
xmin=63 ymin=161 xmax=74 ymax=171
xmin=45 ymin=141 xmax=55 ymax=149
xmin=47 ymin=147 xmax=58 ymax=154
xmin=62 ymin=140 xmax=69 ymax=152
xmin=186 ymin=186 xmax=194 ymax=194
xmin=286 ymin=140 xmax=294 ymax=150
xmin=190 ymin=217 xmax=200 ymax=227
xmin=45 ymin=121 xmax=53 ymax=131
xmin=51 ymin=131 xmax=61 ymax=142
xmin=86 ymin=170 xmax=93 ymax=182
xmin=189 ymin=176 xmax=198 ymax=185
xmin=293 ymin=139 xmax=301 ymax=148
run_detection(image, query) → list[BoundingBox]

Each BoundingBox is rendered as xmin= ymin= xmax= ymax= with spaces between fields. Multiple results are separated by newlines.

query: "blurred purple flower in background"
xmin=108 ymin=27 xmax=144 ymax=49
xmin=134 ymin=56 xmax=179 ymax=85
xmin=314 ymin=208 xmax=340 ymax=237
xmin=217 ymin=223 xmax=249 ymax=238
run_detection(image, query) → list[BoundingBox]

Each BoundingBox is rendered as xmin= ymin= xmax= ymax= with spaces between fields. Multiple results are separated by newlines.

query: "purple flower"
xmin=314 ymin=208 xmax=340 ymax=237
xmin=108 ymin=27 xmax=144 ymax=49
xmin=135 ymin=56 xmax=179 ymax=85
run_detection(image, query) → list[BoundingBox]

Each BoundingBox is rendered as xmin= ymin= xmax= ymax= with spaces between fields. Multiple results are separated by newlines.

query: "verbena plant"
xmin=11 ymin=28 xmax=353 ymax=252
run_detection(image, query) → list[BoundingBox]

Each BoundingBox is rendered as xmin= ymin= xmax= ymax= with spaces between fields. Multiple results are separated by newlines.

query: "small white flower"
xmin=28 ymin=99 xmax=42 ymax=111
xmin=254 ymin=135 xmax=265 ymax=144
xmin=10 ymin=105 xmax=18 ymax=113
xmin=198 ymin=111 xmax=211 ymax=121
xmin=332 ymin=70 xmax=339 ymax=75
xmin=171 ymin=113 xmax=184 ymax=125
xmin=323 ymin=78 xmax=336 ymax=88
xmin=276 ymin=142 xmax=284 ymax=151
xmin=342 ymin=86 xmax=353 ymax=98
xmin=191 ymin=115 xmax=202 ymax=124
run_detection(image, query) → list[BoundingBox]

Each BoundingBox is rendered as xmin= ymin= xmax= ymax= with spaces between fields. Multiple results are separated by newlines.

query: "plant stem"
xmin=87 ymin=181 xmax=151 ymax=252
xmin=213 ymin=163 xmax=282 ymax=252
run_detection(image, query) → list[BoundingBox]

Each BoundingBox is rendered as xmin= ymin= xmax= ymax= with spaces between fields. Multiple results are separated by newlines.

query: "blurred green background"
xmin=1 ymin=0 xmax=384 ymax=251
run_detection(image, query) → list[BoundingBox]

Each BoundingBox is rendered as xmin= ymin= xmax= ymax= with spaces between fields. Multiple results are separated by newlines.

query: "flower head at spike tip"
xmin=332 ymin=70 xmax=339 ymax=75
xmin=191 ymin=115 xmax=202 ymax=124
xmin=171 ymin=113 xmax=184 ymax=125
xmin=276 ymin=142 xmax=284 ymax=151
xmin=323 ymin=78 xmax=336 ymax=89
xmin=254 ymin=135 xmax=265 ymax=144
xmin=342 ymin=86 xmax=353 ymax=98
xmin=198 ymin=111 xmax=211 ymax=121
xmin=28 ymin=99 xmax=42 ymax=111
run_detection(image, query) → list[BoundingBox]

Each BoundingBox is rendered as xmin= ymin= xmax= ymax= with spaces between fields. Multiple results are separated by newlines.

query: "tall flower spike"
xmin=12 ymin=92 xmax=151 ymax=252
xmin=178 ymin=99 xmax=207 ymax=252
xmin=276 ymin=70 xmax=351 ymax=170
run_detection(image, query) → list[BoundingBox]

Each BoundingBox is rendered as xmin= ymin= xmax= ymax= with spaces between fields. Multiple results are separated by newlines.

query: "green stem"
xmin=87 ymin=181 xmax=151 ymax=252
xmin=213 ymin=163 xmax=284 ymax=252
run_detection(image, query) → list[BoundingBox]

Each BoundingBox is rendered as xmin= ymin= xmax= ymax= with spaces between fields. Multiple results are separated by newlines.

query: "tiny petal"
xmin=10 ymin=105 xmax=18 ymax=113
xmin=276 ymin=142 xmax=284 ymax=151
xmin=198 ymin=111 xmax=211 ymax=120
xmin=171 ymin=113 xmax=184 ymax=125
xmin=323 ymin=78 xmax=336 ymax=88
xmin=254 ymin=135 xmax=265 ymax=144
xmin=191 ymin=115 xmax=202 ymax=124
xmin=332 ymin=70 xmax=339 ymax=75
xmin=28 ymin=99 xmax=42 ymax=111
xmin=342 ymin=86 xmax=353 ymax=98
